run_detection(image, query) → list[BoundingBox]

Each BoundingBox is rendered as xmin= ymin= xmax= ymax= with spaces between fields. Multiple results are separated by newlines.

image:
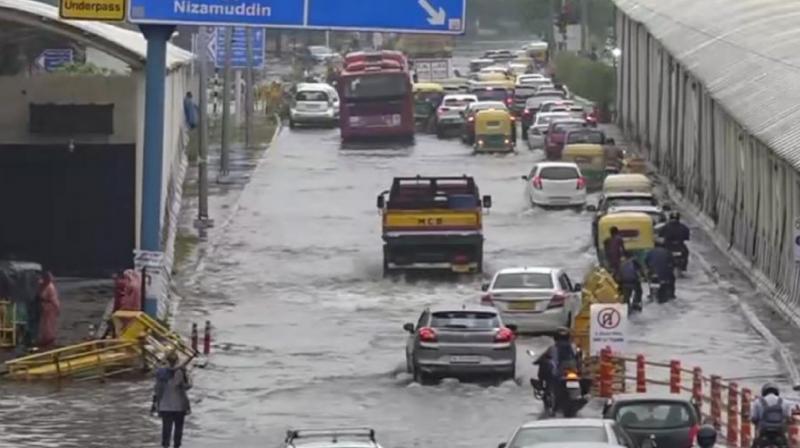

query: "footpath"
xmin=604 ymin=124 xmax=800 ymax=391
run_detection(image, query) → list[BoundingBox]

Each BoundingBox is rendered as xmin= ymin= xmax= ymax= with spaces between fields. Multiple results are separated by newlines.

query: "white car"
xmin=289 ymin=83 xmax=339 ymax=128
xmin=499 ymin=419 xmax=635 ymax=447
xmin=435 ymin=94 xmax=478 ymax=138
xmin=308 ymin=45 xmax=338 ymax=63
xmin=523 ymin=162 xmax=588 ymax=207
xmin=481 ymin=267 xmax=582 ymax=334
xmin=526 ymin=112 xmax=572 ymax=150
xmin=517 ymin=74 xmax=551 ymax=87
xmin=284 ymin=429 xmax=383 ymax=448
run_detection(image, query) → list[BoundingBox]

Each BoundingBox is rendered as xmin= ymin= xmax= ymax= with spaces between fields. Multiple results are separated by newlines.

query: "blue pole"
xmin=139 ymin=25 xmax=175 ymax=252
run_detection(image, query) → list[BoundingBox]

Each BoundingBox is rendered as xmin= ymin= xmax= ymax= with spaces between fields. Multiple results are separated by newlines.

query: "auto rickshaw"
xmin=622 ymin=155 xmax=648 ymax=174
xmin=596 ymin=212 xmax=655 ymax=266
xmin=562 ymin=144 xmax=607 ymax=191
xmin=413 ymin=83 xmax=445 ymax=132
xmin=602 ymin=173 xmax=653 ymax=195
xmin=473 ymin=109 xmax=515 ymax=153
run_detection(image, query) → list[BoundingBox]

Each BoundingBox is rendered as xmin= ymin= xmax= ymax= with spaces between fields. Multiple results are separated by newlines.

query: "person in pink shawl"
xmin=38 ymin=271 xmax=60 ymax=348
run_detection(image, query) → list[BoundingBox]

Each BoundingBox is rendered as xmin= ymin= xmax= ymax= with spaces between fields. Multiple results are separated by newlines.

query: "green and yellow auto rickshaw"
xmin=562 ymin=143 xmax=607 ymax=191
xmin=474 ymin=109 xmax=515 ymax=153
xmin=596 ymin=212 xmax=655 ymax=266
xmin=602 ymin=173 xmax=653 ymax=195
xmin=413 ymin=83 xmax=445 ymax=131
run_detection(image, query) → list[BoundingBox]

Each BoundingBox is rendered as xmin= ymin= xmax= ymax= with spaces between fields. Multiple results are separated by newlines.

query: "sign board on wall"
xmin=60 ymin=0 xmax=125 ymax=21
xmin=589 ymin=304 xmax=628 ymax=355
xmin=128 ymin=0 xmax=466 ymax=34
xmin=413 ymin=59 xmax=451 ymax=81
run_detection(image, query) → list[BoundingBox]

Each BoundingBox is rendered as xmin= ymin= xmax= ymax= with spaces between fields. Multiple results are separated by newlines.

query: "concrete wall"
xmin=0 ymin=74 xmax=138 ymax=144
xmin=615 ymin=11 xmax=800 ymax=312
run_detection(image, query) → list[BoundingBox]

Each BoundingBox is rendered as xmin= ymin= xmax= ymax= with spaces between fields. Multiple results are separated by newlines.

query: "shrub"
xmin=553 ymin=53 xmax=615 ymax=108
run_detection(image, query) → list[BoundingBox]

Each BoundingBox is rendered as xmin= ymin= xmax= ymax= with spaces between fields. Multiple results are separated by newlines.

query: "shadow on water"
xmin=385 ymin=270 xmax=486 ymax=285
xmin=339 ymin=137 xmax=416 ymax=153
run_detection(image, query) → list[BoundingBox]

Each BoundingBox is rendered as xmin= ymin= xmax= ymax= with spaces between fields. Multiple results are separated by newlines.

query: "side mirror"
xmin=403 ymin=323 xmax=415 ymax=333
xmin=498 ymin=443 xmax=507 ymax=448
xmin=662 ymin=204 xmax=672 ymax=211
xmin=520 ymin=175 xmax=529 ymax=180
xmin=606 ymin=138 xmax=616 ymax=145
xmin=454 ymin=69 xmax=462 ymax=77
xmin=483 ymin=195 xmax=493 ymax=209
xmin=505 ymin=324 xmax=518 ymax=333
xmin=585 ymin=204 xmax=597 ymax=212
xmin=481 ymin=282 xmax=490 ymax=292
xmin=377 ymin=195 xmax=385 ymax=209
xmin=525 ymin=349 xmax=536 ymax=358
xmin=573 ymin=283 xmax=582 ymax=292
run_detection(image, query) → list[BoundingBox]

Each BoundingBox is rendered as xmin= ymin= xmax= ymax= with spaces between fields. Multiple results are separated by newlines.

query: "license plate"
xmin=452 ymin=264 xmax=470 ymax=273
xmin=508 ymin=301 xmax=537 ymax=310
xmin=450 ymin=355 xmax=480 ymax=364
xmin=566 ymin=380 xmax=580 ymax=389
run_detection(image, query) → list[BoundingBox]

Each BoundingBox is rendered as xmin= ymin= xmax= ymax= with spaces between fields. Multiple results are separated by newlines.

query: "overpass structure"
xmin=613 ymin=0 xmax=800 ymax=317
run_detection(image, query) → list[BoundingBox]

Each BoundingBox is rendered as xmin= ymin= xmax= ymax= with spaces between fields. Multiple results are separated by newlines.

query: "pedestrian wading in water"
xmin=152 ymin=351 xmax=192 ymax=448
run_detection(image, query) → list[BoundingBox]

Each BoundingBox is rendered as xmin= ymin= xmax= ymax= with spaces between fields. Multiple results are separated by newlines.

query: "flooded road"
xmin=0 ymin=40 xmax=791 ymax=448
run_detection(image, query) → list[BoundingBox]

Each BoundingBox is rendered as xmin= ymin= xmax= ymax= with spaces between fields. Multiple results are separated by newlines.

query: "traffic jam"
xmin=171 ymin=38 xmax=788 ymax=448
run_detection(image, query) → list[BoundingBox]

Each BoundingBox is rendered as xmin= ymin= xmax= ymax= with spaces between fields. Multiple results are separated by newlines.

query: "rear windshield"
xmin=475 ymin=90 xmax=509 ymax=101
xmin=416 ymin=92 xmax=444 ymax=104
xmin=535 ymin=115 xmax=569 ymax=126
xmin=527 ymin=96 xmax=563 ymax=107
xmin=493 ymin=272 xmax=553 ymax=289
xmin=430 ymin=311 xmax=500 ymax=329
xmin=567 ymin=131 xmax=605 ymax=144
xmin=343 ymin=73 xmax=408 ymax=100
xmin=552 ymin=122 xmax=585 ymax=133
xmin=296 ymin=91 xmax=328 ymax=101
xmin=472 ymin=103 xmax=506 ymax=112
xmin=615 ymin=402 xmax=695 ymax=429
xmin=607 ymin=197 xmax=658 ymax=207
xmin=444 ymin=98 xmax=475 ymax=107
xmin=540 ymin=166 xmax=579 ymax=180
xmin=514 ymin=87 xmax=537 ymax=98
xmin=510 ymin=427 xmax=607 ymax=447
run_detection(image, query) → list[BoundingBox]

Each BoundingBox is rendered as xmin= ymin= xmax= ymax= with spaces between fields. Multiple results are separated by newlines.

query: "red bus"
xmin=338 ymin=51 xmax=414 ymax=142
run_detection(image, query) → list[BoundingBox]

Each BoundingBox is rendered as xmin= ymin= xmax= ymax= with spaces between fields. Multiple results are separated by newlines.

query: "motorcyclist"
xmin=659 ymin=212 xmax=690 ymax=271
xmin=645 ymin=240 xmax=676 ymax=301
xmin=751 ymin=383 xmax=795 ymax=448
xmin=541 ymin=327 xmax=581 ymax=412
xmin=619 ymin=252 xmax=644 ymax=311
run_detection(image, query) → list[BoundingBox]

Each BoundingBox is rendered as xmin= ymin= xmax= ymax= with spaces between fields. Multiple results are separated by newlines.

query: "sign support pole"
xmin=244 ymin=27 xmax=254 ymax=149
xmin=220 ymin=26 xmax=233 ymax=177
xmin=196 ymin=27 xmax=212 ymax=228
xmin=139 ymin=24 xmax=174 ymax=251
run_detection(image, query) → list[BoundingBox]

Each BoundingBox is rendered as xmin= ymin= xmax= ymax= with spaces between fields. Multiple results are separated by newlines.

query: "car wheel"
xmin=566 ymin=312 xmax=573 ymax=328
xmin=562 ymin=400 xmax=578 ymax=418
xmin=436 ymin=129 xmax=444 ymax=139
xmin=405 ymin=355 xmax=413 ymax=374
xmin=289 ymin=119 xmax=296 ymax=129
xmin=413 ymin=364 xmax=434 ymax=385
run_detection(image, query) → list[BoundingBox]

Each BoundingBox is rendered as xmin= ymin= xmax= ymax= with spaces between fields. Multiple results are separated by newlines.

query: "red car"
xmin=543 ymin=119 xmax=587 ymax=160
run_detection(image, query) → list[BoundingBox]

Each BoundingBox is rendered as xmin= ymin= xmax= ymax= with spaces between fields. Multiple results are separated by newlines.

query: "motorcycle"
xmin=755 ymin=429 xmax=789 ymax=448
xmin=527 ymin=350 xmax=591 ymax=418
xmin=667 ymin=242 xmax=688 ymax=276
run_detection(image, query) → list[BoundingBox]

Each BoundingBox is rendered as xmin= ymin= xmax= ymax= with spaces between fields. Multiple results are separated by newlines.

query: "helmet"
xmin=554 ymin=326 xmax=571 ymax=341
xmin=762 ymin=383 xmax=780 ymax=397
xmin=670 ymin=211 xmax=681 ymax=221
xmin=696 ymin=424 xmax=717 ymax=448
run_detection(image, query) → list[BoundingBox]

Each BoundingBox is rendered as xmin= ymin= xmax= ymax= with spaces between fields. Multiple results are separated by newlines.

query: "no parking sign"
xmin=590 ymin=304 xmax=628 ymax=355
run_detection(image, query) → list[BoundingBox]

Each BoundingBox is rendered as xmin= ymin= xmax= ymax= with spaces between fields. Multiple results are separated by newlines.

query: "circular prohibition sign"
xmin=596 ymin=307 xmax=621 ymax=330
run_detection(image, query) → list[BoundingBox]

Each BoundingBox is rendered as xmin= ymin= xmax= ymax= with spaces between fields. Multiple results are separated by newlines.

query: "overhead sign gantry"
xmin=127 ymin=0 xmax=466 ymax=34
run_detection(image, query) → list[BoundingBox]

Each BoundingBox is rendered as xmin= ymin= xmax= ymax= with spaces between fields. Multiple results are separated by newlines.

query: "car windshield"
xmin=615 ymin=402 xmax=694 ymax=430
xmin=493 ymin=272 xmax=553 ymax=289
xmin=540 ymin=166 xmax=579 ymax=180
xmin=444 ymin=98 xmax=475 ymax=107
xmin=510 ymin=426 xmax=608 ymax=447
xmin=296 ymin=91 xmax=328 ymax=102
xmin=607 ymin=197 xmax=657 ymax=207
xmin=430 ymin=311 xmax=500 ymax=329
xmin=568 ymin=132 xmax=605 ymax=144
xmin=416 ymin=92 xmax=444 ymax=104
xmin=343 ymin=74 xmax=408 ymax=100
xmin=514 ymin=87 xmax=537 ymax=98
xmin=475 ymin=90 xmax=509 ymax=101
xmin=527 ymin=96 xmax=564 ymax=107
xmin=536 ymin=115 xmax=569 ymax=126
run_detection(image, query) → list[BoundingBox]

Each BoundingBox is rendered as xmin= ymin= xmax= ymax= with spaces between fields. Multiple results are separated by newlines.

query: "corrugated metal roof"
xmin=0 ymin=0 xmax=192 ymax=71
xmin=615 ymin=0 xmax=800 ymax=170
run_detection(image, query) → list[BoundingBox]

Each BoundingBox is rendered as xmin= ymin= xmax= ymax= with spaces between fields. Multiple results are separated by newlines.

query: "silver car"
xmin=498 ymin=419 xmax=636 ymax=448
xmin=404 ymin=305 xmax=516 ymax=384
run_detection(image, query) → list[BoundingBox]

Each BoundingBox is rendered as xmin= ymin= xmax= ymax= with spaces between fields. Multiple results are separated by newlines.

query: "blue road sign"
xmin=39 ymin=49 xmax=74 ymax=72
xmin=212 ymin=27 xmax=265 ymax=69
xmin=128 ymin=0 xmax=466 ymax=34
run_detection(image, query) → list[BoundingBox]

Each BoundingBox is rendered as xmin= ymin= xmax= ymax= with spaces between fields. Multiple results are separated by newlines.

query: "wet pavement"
xmin=0 ymin=39 xmax=796 ymax=448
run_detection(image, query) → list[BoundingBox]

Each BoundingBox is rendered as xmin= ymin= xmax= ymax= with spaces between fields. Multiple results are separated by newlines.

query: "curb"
xmin=623 ymin=136 xmax=800 ymax=389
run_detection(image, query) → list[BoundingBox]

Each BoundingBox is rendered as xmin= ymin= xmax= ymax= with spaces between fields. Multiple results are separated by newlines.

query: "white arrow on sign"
xmin=418 ymin=0 xmax=446 ymax=25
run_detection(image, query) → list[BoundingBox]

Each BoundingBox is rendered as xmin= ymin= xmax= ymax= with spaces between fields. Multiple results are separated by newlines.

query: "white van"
xmin=289 ymin=83 xmax=340 ymax=128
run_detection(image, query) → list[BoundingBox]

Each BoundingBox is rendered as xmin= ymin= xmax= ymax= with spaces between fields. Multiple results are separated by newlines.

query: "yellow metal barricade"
xmin=0 ymin=300 xmax=16 ymax=348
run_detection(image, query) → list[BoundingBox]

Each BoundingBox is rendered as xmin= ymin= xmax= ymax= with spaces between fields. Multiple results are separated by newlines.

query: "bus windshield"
xmin=343 ymin=74 xmax=408 ymax=100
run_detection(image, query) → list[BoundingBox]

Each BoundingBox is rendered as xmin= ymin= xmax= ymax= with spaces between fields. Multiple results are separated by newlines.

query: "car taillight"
xmin=495 ymin=327 xmax=514 ymax=343
xmin=576 ymin=176 xmax=586 ymax=190
xmin=565 ymin=370 xmax=579 ymax=380
xmin=505 ymin=98 xmax=513 ymax=105
xmin=523 ymin=109 xmax=531 ymax=116
xmin=418 ymin=327 xmax=437 ymax=342
xmin=532 ymin=176 xmax=543 ymax=190
xmin=481 ymin=293 xmax=493 ymax=305
xmin=468 ymin=116 xmax=474 ymax=122
xmin=453 ymin=254 xmax=469 ymax=264
xmin=547 ymin=293 xmax=566 ymax=309
xmin=687 ymin=424 xmax=699 ymax=447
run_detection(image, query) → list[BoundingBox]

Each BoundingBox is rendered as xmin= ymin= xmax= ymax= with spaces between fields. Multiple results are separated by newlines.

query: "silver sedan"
xmin=404 ymin=305 xmax=516 ymax=384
